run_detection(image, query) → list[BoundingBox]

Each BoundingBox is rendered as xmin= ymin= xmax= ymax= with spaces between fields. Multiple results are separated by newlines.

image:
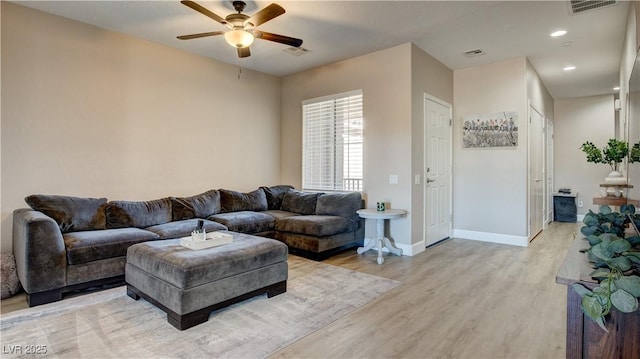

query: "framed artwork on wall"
xmin=462 ymin=111 xmax=518 ymax=148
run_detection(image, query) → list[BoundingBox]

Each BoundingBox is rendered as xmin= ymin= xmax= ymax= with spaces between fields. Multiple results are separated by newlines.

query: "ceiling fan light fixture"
xmin=224 ymin=29 xmax=254 ymax=48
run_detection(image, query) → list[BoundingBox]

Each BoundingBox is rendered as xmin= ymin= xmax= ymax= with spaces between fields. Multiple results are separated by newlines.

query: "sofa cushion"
xmin=316 ymin=192 xmax=362 ymax=221
xmin=106 ymin=198 xmax=172 ymax=229
xmin=208 ymin=211 xmax=275 ymax=234
xmin=275 ymin=215 xmax=356 ymax=237
xmin=262 ymin=210 xmax=300 ymax=220
xmin=145 ymin=219 xmax=228 ymax=240
xmin=171 ymin=190 xmax=221 ymax=221
xmin=63 ymin=228 xmax=160 ymax=265
xmin=281 ymin=190 xmax=319 ymax=215
xmin=219 ymin=189 xmax=268 ymax=213
xmin=260 ymin=185 xmax=294 ymax=210
xmin=25 ymin=194 xmax=107 ymax=233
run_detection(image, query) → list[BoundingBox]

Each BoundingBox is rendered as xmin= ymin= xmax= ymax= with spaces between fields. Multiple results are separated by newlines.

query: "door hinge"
xmin=449 ymin=119 xmax=452 ymax=126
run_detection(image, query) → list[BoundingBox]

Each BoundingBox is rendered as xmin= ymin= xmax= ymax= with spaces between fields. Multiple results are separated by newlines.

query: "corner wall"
xmin=452 ymin=57 xmax=529 ymax=245
xmin=410 ymin=44 xmax=453 ymax=252
xmin=554 ymin=95 xmax=615 ymax=215
xmin=281 ymin=44 xmax=414 ymax=252
xmin=1 ymin=2 xmax=282 ymax=251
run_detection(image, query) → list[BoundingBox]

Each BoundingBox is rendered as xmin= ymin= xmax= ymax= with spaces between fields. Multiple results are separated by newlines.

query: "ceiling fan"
xmin=177 ymin=0 xmax=303 ymax=58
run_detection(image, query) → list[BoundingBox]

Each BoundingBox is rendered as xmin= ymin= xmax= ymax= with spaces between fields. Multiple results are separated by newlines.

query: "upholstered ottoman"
xmin=125 ymin=232 xmax=288 ymax=330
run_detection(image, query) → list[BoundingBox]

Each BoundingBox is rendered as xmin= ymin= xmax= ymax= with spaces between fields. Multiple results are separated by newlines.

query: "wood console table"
xmin=593 ymin=184 xmax=639 ymax=207
xmin=556 ymin=239 xmax=640 ymax=359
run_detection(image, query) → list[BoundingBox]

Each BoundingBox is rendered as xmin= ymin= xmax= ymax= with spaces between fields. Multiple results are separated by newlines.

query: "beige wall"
xmin=1 ymin=3 xmax=282 ymax=250
xmin=281 ymin=44 xmax=416 ymax=251
xmin=453 ymin=57 xmax=529 ymax=244
xmin=554 ymin=95 xmax=615 ymax=215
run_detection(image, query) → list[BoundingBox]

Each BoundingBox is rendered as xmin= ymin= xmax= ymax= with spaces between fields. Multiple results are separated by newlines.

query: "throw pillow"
xmin=316 ymin=192 xmax=362 ymax=220
xmin=260 ymin=185 xmax=294 ymax=210
xmin=25 ymin=194 xmax=107 ymax=233
xmin=171 ymin=190 xmax=221 ymax=220
xmin=219 ymin=188 xmax=268 ymax=213
xmin=281 ymin=190 xmax=320 ymax=215
xmin=106 ymin=198 xmax=172 ymax=229
xmin=1 ymin=252 xmax=21 ymax=299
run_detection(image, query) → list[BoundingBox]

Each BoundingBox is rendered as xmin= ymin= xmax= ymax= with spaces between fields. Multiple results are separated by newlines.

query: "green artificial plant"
xmin=573 ymin=205 xmax=640 ymax=332
xmin=580 ymin=139 xmax=629 ymax=171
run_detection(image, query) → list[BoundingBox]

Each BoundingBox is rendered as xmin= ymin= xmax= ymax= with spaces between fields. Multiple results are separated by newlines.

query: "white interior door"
xmin=424 ymin=95 xmax=452 ymax=246
xmin=545 ymin=119 xmax=554 ymax=225
xmin=529 ymin=106 xmax=544 ymax=240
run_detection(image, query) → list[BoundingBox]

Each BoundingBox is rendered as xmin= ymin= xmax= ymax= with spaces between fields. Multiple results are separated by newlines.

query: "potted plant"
xmin=573 ymin=204 xmax=640 ymax=332
xmin=580 ymin=139 xmax=640 ymax=198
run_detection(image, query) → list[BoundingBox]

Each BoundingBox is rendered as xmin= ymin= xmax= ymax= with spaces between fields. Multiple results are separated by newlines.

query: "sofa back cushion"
xmin=260 ymin=185 xmax=294 ymax=210
xmin=106 ymin=198 xmax=172 ymax=229
xmin=171 ymin=190 xmax=221 ymax=220
xmin=281 ymin=190 xmax=319 ymax=215
xmin=219 ymin=188 xmax=268 ymax=213
xmin=25 ymin=194 xmax=107 ymax=233
xmin=316 ymin=192 xmax=362 ymax=221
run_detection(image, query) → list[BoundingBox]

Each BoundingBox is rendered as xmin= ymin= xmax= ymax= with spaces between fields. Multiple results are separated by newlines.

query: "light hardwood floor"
xmin=272 ymin=221 xmax=579 ymax=359
xmin=1 ymin=222 xmax=580 ymax=358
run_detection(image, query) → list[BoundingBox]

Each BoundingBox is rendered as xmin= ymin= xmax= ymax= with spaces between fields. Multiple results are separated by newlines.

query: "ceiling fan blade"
xmin=181 ymin=1 xmax=226 ymax=25
xmin=246 ymin=3 xmax=285 ymax=28
xmin=254 ymin=30 xmax=303 ymax=48
xmin=177 ymin=31 xmax=225 ymax=40
xmin=238 ymin=47 xmax=251 ymax=58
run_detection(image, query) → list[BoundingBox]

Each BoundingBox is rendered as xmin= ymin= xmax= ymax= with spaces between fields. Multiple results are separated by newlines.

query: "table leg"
xmin=382 ymin=237 xmax=403 ymax=256
xmin=376 ymin=218 xmax=386 ymax=264
xmin=357 ymin=237 xmax=377 ymax=254
xmin=357 ymin=217 xmax=403 ymax=265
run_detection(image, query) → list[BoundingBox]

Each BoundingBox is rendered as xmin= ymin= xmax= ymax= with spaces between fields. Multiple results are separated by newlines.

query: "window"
xmin=302 ymin=90 xmax=363 ymax=191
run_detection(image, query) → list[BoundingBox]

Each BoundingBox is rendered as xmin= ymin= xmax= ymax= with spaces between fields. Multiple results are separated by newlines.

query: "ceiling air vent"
xmin=569 ymin=0 xmax=617 ymax=15
xmin=463 ymin=49 xmax=486 ymax=58
xmin=283 ymin=47 xmax=311 ymax=56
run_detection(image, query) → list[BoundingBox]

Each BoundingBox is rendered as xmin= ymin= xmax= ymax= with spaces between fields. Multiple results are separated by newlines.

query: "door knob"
xmin=426 ymin=178 xmax=436 ymax=183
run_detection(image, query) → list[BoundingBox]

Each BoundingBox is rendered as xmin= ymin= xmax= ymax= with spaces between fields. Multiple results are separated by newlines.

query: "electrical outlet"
xmin=414 ymin=174 xmax=420 ymax=185
xmin=389 ymin=175 xmax=398 ymax=184
xmin=577 ymin=200 xmax=583 ymax=207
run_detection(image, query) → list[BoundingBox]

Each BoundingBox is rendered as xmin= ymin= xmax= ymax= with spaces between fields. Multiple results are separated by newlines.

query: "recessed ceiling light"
xmin=613 ymin=86 xmax=620 ymax=91
xmin=551 ymin=30 xmax=567 ymax=37
xmin=563 ymin=66 xmax=576 ymax=72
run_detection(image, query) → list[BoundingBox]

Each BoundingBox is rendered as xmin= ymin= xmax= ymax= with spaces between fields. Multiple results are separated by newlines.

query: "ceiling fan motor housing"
xmin=225 ymin=13 xmax=250 ymax=29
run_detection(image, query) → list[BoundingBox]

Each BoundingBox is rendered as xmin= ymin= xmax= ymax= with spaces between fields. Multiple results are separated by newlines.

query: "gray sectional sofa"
xmin=12 ymin=185 xmax=364 ymax=306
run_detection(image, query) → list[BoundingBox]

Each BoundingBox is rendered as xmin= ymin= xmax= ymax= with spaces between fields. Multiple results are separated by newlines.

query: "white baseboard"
xmin=452 ymin=229 xmax=528 ymax=247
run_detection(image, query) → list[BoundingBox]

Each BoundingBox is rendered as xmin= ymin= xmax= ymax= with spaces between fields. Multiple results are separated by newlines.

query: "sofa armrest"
xmin=12 ymin=208 xmax=67 ymax=293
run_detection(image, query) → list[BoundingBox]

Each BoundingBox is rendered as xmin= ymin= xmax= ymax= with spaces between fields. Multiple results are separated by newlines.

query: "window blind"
xmin=302 ymin=90 xmax=363 ymax=191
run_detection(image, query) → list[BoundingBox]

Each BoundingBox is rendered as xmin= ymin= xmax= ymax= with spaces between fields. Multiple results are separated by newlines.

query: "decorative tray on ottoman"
xmin=180 ymin=232 xmax=233 ymax=250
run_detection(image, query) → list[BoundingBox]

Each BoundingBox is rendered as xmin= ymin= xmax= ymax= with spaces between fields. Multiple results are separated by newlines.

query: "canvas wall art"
xmin=462 ymin=111 xmax=518 ymax=148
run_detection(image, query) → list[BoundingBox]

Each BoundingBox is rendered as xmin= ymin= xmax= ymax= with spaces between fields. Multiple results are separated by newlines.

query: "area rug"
xmin=0 ymin=257 xmax=400 ymax=358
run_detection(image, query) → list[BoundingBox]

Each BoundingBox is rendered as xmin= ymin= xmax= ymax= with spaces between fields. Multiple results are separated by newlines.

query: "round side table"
xmin=356 ymin=208 xmax=406 ymax=264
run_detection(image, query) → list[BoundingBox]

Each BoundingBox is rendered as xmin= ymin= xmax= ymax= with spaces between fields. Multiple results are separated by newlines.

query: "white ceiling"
xmin=14 ymin=0 xmax=632 ymax=99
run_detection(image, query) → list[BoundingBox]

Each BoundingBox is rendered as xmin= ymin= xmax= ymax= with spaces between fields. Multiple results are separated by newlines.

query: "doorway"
xmin=424 ymin=95 xmax=452 ymax=246
xmin=529 ymin=105 xmax=544 ymax=240
xmin=545 ymin=119 xmax=554 ymax=226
